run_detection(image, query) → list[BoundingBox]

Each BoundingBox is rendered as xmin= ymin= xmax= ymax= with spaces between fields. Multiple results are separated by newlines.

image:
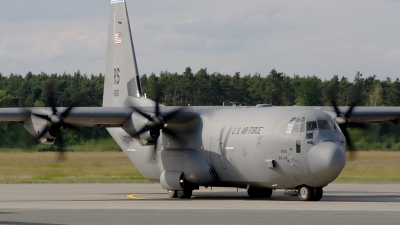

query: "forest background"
xmin=1 ymin=68 xmax=400 ymax=152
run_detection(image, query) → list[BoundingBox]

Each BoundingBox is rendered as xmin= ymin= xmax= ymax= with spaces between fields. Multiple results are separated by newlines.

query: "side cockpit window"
xmin=317 ymin=120 xmax=336 ymax=131
xmin=306 ymin=121 xmax=318 ymax=131
xmin=285 ymin=117 xmax=306 ymax=134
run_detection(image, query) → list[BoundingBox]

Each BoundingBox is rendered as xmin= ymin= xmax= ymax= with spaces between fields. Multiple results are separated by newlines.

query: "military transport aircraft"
xmin=1 ymin=0 xmax=400 ymax=201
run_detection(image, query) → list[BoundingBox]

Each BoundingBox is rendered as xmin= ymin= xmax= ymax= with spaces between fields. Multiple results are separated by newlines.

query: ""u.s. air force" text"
xmin=231 ymin=127 xmax=264 ymax=135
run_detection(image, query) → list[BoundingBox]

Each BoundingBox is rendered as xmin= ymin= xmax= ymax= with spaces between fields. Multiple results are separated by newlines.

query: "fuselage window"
xmin=285 ymin=117 xmax=306 ymax=134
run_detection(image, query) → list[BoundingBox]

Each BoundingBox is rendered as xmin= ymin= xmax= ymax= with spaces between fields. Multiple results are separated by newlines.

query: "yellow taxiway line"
xmin=126 ymin=194 xmax=146 ymax=200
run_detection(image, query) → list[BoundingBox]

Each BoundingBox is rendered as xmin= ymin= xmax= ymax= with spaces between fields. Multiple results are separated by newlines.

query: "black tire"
xmin=311 ymin=187 xmax=323 ymax=201
xmin=167 ymin=190 xmax=177 ymax=198
xmin=298 ymin=186 xmax=314 ymax=201
xmin=247 ymin=187 xmax=273 ymax=198
xmin=177 ymin=189 xmax=193 ymax=199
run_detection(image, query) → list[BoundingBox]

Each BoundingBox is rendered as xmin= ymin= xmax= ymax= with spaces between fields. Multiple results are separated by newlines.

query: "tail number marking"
xmin=114 ymin=68 xmax=120 ymax=97
xmin=114 ymin=68 xmax=120 ymax=85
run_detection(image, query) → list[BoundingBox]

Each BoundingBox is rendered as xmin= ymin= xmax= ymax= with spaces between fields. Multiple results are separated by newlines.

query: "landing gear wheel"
xmin=167 ymin=190 xmax=177 ymax=198
xmin=177 ymin=189 xmax=193 ymax=199
xmin=247 ymin=187 xmax=273 ymax=198
xmin=311 ymin=187 xmax=323 ymax=201
xmin=298 ymin=186 xmax=314 ymax=201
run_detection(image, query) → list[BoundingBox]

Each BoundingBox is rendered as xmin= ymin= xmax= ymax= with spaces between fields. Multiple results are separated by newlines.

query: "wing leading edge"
xmin=318 ymin=106 xmax=400 ymax=125
xmin=0 ymin=107 xmax=133 ymax=127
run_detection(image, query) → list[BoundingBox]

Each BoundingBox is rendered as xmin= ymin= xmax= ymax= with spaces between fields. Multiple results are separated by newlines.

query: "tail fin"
xmin=103 ymin=0 xmax=143 ymax=107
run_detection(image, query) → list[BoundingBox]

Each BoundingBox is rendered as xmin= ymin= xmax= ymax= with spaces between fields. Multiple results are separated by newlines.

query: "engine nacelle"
xmin=122 ymin=111 xmax=157 ymax=146
xmin=23 ymin=109 xmax=56 ymax=145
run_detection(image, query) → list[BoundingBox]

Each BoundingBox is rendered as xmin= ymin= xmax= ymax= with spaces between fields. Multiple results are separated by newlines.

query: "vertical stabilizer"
xmin=103 ymin=0 xmax=143 ymax=107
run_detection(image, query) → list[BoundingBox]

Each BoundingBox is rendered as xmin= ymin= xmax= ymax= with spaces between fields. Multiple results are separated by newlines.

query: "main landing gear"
xmin=167 ymin=189 xmax=193 ymax=199
xmin=247 ymin=187 xmax=273 ymax=198
xmin=297 ymin=186 xmax=323 ymax=201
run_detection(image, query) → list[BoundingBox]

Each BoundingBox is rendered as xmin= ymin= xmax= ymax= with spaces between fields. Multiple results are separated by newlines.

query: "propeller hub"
xmin=334 ymin=116 xmax=348 ymax=126
xmin=50 ymin=114 xmax=64 ymax=125
xmin=148 ymin=115 xmax=165 ymax=130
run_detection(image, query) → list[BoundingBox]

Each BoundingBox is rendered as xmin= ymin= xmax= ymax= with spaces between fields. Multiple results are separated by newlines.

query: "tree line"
xmin=1 ymin=68 xmax=400 ymax=150
xmin=141 ymin=68 xmax=400 ymax=107
xmin=1 ymin=69 xmax=400 ymax=108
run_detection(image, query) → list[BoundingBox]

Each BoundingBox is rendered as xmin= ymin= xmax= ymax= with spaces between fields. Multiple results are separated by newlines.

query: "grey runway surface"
xmin=1 ymin=183 xmax=400 ymax=225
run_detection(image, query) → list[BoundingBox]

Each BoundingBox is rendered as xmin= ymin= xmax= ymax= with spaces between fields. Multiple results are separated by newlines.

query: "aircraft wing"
xmin=317 ymin=106 xmax=400 ymax=124
xmin=0 ymin=106 xmax=198 ymax=127
xmin=0 ymin=107 xmax=134 ymax=127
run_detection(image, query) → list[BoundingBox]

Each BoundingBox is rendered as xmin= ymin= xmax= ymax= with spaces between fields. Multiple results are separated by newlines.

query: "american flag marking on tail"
xmin=115 ymin=32 xmax=122 ymax=44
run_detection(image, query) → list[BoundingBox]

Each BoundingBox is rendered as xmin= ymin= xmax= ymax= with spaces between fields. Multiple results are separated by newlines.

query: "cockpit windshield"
xmin=286 ymin=118 xmax=337 ymax=134
xmin=285 ymin=117 xmax=306 ymax=134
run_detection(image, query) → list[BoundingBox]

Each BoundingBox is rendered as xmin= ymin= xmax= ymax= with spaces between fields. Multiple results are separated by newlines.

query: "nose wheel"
xmin=298 ymin=186 xmax=323 ymax=201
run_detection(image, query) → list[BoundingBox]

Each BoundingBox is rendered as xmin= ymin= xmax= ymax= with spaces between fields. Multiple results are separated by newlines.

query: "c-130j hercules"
xmin=2 ymin=0 xmax=400 ymax=201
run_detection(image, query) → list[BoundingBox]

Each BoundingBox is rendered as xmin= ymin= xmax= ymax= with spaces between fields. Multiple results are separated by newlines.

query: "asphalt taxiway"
xmin=1 ymin=183 xmax=400 ymax=225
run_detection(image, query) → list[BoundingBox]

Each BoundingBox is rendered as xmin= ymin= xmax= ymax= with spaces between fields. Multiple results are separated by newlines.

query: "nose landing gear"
xmin=298 ymin=185 xmax=323 ymax=201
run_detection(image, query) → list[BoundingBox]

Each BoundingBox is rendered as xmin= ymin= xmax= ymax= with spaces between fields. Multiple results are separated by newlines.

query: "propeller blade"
xmin=341 ymin=128 xmax=354 ymax=152
xmin=162 ymin=108 xmax=183 ymax=122
xmin=57 ymin=132 xmax=67 ymax=161
xmin=345 ymin=103 xmax=356 ymax=118
xmin=331 ymin=100 xmax=341 ymax=117
xmin=32 ymin=113 xmax=50 ymax=121
xmin=132 ymin=126 xmax=148 ymax=138
xmin=37 ymin=127 xmax=49 ymax=140
xmin=162 ymin=127 xmax=190 ymax=148
xmin=130 ymin=106 xmax=151 ymax=120
xmin=162 ymin=128 xmax=179 ymax=140
xmin=61 ymin=103 xmax=76 ymax=118
xmin=48 ymin=96 xmax=57 ymax=115
xmin=155 ymin=96 xmax=160 ymax=117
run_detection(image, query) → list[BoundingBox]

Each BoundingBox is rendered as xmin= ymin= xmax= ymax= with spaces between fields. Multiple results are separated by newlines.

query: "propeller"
xmin=130 ymin=97 xmax=184 ymax=148
xmin=331 ymin=100 xmax=367 ymax=158
xmin=31 ymin=90 xmax=79 ymax=160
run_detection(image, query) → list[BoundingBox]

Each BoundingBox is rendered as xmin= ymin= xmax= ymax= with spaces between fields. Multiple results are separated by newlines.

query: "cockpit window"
xmin=285 ymin=117 xmax=306 ymax=134
xmin=328 ymin=119 xmax=337 ymax=131
xmin=317 ymin=120 xmax=331 ymax=130
xmin=306 ymin=121 xmax=318 ymax=131
xmin=292 ymin=124 xmax=300 ymax=133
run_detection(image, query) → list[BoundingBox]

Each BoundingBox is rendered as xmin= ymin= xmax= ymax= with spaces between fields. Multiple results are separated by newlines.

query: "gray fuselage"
xmin=108 ymin=105 xmax=346 ymax=190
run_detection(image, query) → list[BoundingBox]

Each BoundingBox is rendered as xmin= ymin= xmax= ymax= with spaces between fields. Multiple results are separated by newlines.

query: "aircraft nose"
xmin=308 ymin=141 xmax=346 ymax=183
